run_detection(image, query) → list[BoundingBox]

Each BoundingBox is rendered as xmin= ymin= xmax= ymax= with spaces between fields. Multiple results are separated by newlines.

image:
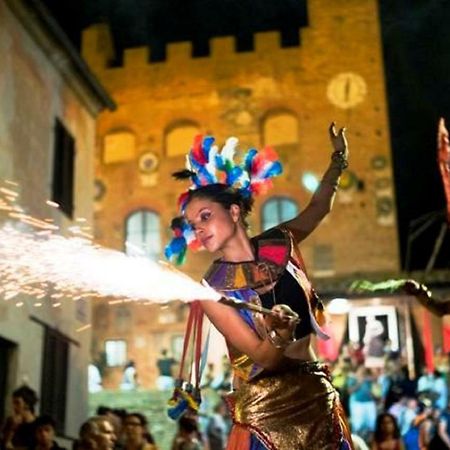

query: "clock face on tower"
xmin=327 ymin=72 xmax=367 ymax=109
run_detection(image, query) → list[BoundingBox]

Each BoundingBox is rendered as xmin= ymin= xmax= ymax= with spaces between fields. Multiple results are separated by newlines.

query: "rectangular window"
xmin=52 ymin=119 xmax=75 ymax=218
xmin=40 ymin=327 xmax=69 ymax=434
xmin=312 ymin=244 xmax=335 ymax=277
xmin=0 ymin=337 xmax=16 ymax=425
xmin=105 ymin=340 xmax=127 ymax=367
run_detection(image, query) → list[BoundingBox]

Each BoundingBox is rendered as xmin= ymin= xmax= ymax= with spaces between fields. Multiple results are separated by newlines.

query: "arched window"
xmin=125 ymin=210 xmax=161 ymax=260
xmin=262 ymin=110 xmax=299 ymax=148
xmin=261 ymin=197 xmax=299 ymax=231
xmin=165 ymin=121 xmax=200 ymax=157
xmin=103 ymin=129 xmax=136 ymax=164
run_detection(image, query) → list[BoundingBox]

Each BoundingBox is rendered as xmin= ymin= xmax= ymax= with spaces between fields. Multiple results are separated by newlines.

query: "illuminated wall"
xmin=0 ymin=0 xmax=112 ymax=437
xmin=82 ymin=0 xmax=400 ymax=387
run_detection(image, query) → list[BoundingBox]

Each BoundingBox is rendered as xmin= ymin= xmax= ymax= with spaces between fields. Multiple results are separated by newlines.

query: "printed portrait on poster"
xmin=348 ymin=305 xmax=399 ymax=368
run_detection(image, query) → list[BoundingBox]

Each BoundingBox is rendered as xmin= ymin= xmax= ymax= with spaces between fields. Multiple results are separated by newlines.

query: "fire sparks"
xmin=0 ymin=183 xmax=221 ymax=306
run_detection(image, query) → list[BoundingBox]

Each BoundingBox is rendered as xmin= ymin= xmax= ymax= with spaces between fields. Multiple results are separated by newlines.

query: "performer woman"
xmin=166 ymin=123 xmax=353 ymax=450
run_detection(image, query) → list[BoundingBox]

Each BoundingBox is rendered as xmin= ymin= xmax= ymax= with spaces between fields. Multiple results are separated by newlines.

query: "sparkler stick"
xmin=219 ymin=296 xmax=300 ymax=322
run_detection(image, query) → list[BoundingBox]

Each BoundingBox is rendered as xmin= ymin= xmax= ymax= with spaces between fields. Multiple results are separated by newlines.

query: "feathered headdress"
xmin=165 ymin=134 xmax=283 ymax=264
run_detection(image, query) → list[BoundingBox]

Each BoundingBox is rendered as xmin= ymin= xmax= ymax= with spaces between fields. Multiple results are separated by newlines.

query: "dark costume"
xmin=203 ymin=227 xmax=353 ymax=450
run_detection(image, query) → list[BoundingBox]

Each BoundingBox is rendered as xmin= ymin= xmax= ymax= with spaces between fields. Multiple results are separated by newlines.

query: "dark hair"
xmin=178 ymin=416 xmax=199 ymax=434
xmin=374 ymin=413 xmax=400 ymax=442
xmin=125 ymin=413 xmax=155 ymax=444
xmin=96 ymin=406 xmax=112 ymax=416
xmin=12 ymin=385 xmax=38 ymax=413
xmin=185 ymin=184 xmax=253 ymax=224
xmin=34 ymin=415 xmax=56 ymax=430
xmin=125 ymin=412 xmax=147 ymax=426
xmin=112 ymin=408 xmax=128 ymax=420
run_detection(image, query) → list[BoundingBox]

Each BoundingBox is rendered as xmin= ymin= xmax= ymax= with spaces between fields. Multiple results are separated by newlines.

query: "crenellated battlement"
xmin=123 ymin=47 xmax=150 ymax=67
xmin=82 ymin=24 xmax=302 ymax=72
xmin=82 ymin=23 xmax=116 ymax=70
xmin=166 ymin=41 xmax=192 ymax=61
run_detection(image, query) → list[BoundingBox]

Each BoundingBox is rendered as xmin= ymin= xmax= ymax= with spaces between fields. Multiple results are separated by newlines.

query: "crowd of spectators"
xmin=3 ymin=345 xmax=450 ymax=450
xmin=329 ymin=342 xmax=450 ymax=449
xmin=0 ymin=384 xmax=231 ymax=450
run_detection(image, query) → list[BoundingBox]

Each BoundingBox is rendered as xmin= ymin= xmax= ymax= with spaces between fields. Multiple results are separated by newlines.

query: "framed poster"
xmin=348 ymin=305 xmax=399 ymax=368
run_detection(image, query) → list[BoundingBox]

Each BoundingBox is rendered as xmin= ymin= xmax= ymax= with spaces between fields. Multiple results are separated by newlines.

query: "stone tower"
xmin=82 ymin=0 xmax=399 ymax=387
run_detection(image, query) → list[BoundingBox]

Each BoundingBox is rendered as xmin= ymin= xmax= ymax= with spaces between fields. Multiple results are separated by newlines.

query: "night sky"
xmin=42 ymin=0 xmax=450 ymax=271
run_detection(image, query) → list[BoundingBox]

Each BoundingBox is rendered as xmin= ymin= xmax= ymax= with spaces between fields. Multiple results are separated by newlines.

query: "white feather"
xmin=220 ymin=137 xmax=239 ymax=162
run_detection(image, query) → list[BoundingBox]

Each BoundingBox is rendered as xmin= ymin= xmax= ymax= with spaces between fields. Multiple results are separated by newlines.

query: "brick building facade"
xmin=82 ymin=0 xmax=403 ymax=388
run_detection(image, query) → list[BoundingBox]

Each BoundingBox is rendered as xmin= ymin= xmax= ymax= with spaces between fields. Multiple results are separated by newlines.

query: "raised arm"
xmin=284 ymin=122 xmax=349 ymax=243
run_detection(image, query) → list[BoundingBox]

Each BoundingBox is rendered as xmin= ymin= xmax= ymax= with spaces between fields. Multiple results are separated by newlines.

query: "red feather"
xmin=191 ymin=134 xmax=206 ymax=165
xmin=177 ymin=191 xmax=189 ymax=208
xmin=188 ymin=238 xmax=202 ymax=252
xmin=262 ymin=145 xmax=279 ymax=162
xmin=251 ymin=153 xmax=265 ymax=175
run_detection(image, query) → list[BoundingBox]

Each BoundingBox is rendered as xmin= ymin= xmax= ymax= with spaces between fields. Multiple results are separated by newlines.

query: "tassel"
xmin=315 ymin=301 xmax=326 ymax=327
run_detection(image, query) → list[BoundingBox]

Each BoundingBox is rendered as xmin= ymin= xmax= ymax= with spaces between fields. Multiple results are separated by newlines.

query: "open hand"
xmin=403 ymin=280 xmax=431 ymax=298
xmin=329 ymin=122 xmax=348 ymax=157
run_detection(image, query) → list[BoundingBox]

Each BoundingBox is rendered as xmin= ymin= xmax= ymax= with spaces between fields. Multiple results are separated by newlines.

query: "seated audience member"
xmin=32 ymin=415 xmax=65 ymax=450
xmin=122 ymin=413 xmax=157 ymax=450
xmin=371 ymin=413 xmax=404 ymax=450
xmin=1 ymin=385 xmax=38 ymax=450
xmin=74 ymin=416 xmax=116 ymax=450
xmin=171 ymin=416 xmax=203 ymax=450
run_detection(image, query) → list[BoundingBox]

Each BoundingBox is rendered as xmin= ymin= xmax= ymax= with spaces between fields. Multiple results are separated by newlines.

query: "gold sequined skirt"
xmin=226 ymin=361 xmax=353 ymax=450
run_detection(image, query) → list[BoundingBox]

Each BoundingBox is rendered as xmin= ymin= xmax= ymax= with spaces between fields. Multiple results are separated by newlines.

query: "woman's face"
xmin=123 ymin=415 xmax=145 ymax=441
xmin=380 ymin=415 xmax=396 ymax=434
xmin=12 ymin=396 xmax=27 ymax=414
xmin=185 ymin=197 xmax=239 ymax=253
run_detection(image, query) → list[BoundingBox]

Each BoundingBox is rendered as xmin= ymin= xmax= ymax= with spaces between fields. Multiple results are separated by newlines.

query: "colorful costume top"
xmin=203 ymin=226 xmax=329 ymax=381
xmin=203 ymin=226 xmax=354 ymax=450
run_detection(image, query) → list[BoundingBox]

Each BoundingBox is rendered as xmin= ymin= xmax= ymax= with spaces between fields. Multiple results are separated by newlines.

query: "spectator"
xmin=402 ymin=403 xmax=436 ymax=450
xmin=347 ymin=366 xmax=378 ymax=441
xmin=385 ymin=366 xmax=416 ymax=410
xmin=121 ymin=361 xmax=138 ymax=391
xmin=398 ymin=398 xmax=418 ymax=436
xmin=433 ymin=370 xmax=449 ymax=411
xmin=73 ymin=420 xmax=99 ymax=450
xmin=371 ymin=413 xmax=404 ymax=450
xmin=32 ymin=415 xmax=65 ymax=450
xmin=171 ymin=416 xmax=203 ymax=450
xmin=417 ymin=368 xmax=434 ymax=397
xmin=122 ymin=413 xmax=157 ymax=450
xmin=95 ymin=407 xmax=127 ymax=449
xmin=156 ymin=350 xmax=177 ymax=391
xmin=431 ymin=401 xmax=450 ymax=450
xmin=206 ymin=401 xmax=229 ymax=450
xmin=74 ymin=416 xmax=116 ymax=450
xmin=0 ymin=385 xmax=38 ymax=450
xmin=421 ymin=408 xmax=437 ymax=450
xmin=88 ymin=363 xmax=103 ymax=393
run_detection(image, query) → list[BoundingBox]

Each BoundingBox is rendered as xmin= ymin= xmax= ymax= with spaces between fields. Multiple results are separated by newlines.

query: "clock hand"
xmin=344 ymin=78 xmax=350 ymax=102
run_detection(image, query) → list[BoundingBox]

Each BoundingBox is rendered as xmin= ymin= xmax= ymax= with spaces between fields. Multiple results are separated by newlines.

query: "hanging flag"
xmin=437 ymin=118 xmax=450 ymax=223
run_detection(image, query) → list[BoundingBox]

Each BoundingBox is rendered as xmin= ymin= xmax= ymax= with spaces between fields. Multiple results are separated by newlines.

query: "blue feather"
xmin=244 ymin=148 xmax=257 ymax=172
xmin=164 ymin=237 xmax=186 ymax=259
xmin=226 ymin=166 xmax=243 ymax=185
xmin=261 ymin=161 xmax=283 ymax=179
xmin=202 ymin=136 xmax=215 ymax=161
